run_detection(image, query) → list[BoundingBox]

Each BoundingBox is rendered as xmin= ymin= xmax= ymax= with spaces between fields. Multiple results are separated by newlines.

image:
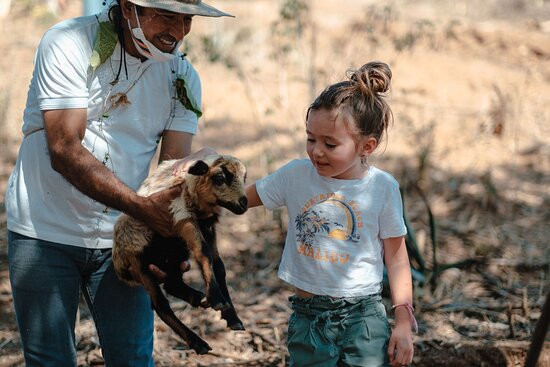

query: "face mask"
xmin=127 ymin=6 xmax=183 ymax=62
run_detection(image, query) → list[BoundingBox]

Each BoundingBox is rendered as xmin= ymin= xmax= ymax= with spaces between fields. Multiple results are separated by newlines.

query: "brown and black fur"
xmin=112 ymin=155 xmax=248 ymax=354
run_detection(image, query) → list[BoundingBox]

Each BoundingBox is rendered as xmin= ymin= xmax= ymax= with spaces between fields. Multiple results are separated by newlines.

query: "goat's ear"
xmin=188 ymin=160 xmax=209 ymax=176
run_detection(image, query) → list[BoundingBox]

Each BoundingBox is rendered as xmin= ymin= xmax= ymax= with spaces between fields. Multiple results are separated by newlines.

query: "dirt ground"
xmin=0 ymin=0 xmax=549 ymax=366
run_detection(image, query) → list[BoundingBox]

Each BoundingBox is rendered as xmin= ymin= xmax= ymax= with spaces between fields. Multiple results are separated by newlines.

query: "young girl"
xmin=246 ymin=61 xmax=416 ymax=367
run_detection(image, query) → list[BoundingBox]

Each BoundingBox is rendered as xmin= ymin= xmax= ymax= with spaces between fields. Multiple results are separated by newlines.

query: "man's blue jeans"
xmin=7 ymin=231 xmax=155 ymax=367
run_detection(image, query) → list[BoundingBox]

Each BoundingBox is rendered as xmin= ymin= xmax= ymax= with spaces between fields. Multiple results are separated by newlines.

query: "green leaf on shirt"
xmin=175 ymin=75 xmax=202 ymax=118
xmin=90 ymin=20 xmax=117 ymax=71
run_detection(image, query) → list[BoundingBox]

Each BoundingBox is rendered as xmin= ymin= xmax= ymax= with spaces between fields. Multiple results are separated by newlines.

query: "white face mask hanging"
xmin=127 ymin=6 xmax=183 ymax=62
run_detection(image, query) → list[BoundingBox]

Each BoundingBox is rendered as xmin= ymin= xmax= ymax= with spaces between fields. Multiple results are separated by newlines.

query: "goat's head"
xmin=188 ymin=155 xmax=248 ymax=215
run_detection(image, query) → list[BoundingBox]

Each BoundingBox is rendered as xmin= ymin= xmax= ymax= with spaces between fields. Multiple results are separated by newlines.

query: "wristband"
xmin=392 ymin=303 xmax=418 ymax=333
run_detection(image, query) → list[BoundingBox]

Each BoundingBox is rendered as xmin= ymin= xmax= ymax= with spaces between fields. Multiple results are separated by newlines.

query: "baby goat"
xmin=112 ymin=155 xmax=248 ymax=354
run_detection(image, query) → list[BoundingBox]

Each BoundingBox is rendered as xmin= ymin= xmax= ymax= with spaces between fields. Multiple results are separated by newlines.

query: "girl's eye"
xmin=325 ymin=143 xmax=337 ymax=149
xmin=307 ymin=138 xmax=315 ymax=143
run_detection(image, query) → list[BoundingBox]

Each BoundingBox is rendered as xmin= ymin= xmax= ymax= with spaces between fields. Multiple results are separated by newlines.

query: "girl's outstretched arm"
xmin=384 ymin=236 xmax=414 ymax=367
xmin=245 ymin=183 xmax=264 ymax=208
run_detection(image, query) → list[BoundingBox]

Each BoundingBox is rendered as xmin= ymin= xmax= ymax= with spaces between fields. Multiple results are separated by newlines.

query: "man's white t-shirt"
xmin=6 ymin=12 xmax=201 ymax=248
xmin=256 ymin=159 xmax=407 ymax=297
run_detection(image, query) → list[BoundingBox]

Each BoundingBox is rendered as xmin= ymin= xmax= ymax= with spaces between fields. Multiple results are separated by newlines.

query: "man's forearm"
xmin=50 ymin=143 xmax=143 ymax=218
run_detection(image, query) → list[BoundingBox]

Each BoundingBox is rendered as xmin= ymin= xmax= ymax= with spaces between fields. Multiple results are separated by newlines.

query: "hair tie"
xmin=392 ymin=303 xmax=418 ymax=333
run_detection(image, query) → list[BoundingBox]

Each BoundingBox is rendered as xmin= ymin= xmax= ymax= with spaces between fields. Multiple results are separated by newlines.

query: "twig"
xmin=523 ymin=288 xmax=530 ymax=317
xmin=488 ymin=258 xmax=548 ymax=271
xmin=200 ymin=353 xmax=275 ymax=366
xmin=422 ymin=301 xmax=525 ymax=313
xmin=248 ymin=327 xmax=285 ymax=350
xmin=0 ymin=338 xmax=12 ymax=350
xmin=524 ymin=290 xmax=550 ymax=367
xmin=507 ymin=303 xmax=516 ymax=338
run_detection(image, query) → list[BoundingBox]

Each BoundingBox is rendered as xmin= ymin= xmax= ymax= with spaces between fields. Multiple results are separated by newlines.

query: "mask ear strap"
xmin=133 ymin=5 xmax=142 ymax=29
xmin=127 ymin=6 xmax=153 ymax=58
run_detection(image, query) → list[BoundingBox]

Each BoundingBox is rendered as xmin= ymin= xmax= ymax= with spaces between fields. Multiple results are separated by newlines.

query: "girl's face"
xmin=306 ymin=108 xmax=375 ymax=180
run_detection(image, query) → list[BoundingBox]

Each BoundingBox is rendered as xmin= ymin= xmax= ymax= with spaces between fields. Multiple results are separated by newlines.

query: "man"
xmin=5 ymin=1 xmax=232 ymax=366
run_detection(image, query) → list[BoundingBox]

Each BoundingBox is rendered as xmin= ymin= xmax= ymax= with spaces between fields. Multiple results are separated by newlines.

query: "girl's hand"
xmin=172 ymin=147 xmax=218 ymax=176
xmin=387 ymin=322 xmax=414 ymax=366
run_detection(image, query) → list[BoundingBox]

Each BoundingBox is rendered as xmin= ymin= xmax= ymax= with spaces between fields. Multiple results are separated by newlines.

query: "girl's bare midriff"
xmin=295 ymin=287 xmax=317 ymax=298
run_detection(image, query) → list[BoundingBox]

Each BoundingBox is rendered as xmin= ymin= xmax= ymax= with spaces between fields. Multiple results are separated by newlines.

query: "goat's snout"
xmin=239 ymin=196 xmax=248 ymax=209
xmin=218 ymin=195 xmax=248 ymax=215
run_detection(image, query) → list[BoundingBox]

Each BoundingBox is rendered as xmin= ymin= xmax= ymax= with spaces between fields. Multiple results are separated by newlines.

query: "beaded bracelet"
xmin=392 ymin=303 xmax=418 ymax=333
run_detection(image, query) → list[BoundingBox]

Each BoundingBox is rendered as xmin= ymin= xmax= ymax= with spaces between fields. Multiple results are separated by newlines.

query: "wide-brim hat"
xmin=129 ymin=0 xmax=233 ymax=17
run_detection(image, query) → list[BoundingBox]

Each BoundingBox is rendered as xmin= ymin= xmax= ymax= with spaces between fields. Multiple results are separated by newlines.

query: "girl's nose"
xmin=312 ymin=144 xmax=324 ymax=158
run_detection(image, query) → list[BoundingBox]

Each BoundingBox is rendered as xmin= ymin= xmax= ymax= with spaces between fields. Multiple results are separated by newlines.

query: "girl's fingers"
xmin=408 ymin=349 xmax=414 ymax=364
xmin=387 ymin=339 xmax=396 ymax=362
xmin=395 ymin=347 xmax=407 ymax=366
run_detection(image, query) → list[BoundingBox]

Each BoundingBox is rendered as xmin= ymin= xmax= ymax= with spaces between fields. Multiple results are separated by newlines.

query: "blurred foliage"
xmin=400 ymin=185 xmax=481 ymax=291
xmin=270 ymin=0 xmax=309 ymax=57
xmin=393 ymin=19 xmax=436 ymax=52
xmin=0 ymin=90 xmax=9 ymax=142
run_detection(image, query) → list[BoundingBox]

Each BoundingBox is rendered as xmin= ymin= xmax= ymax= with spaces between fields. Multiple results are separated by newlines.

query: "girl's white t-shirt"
xmin=6 ymin=12 xmax=201 ymax=248
xmin=256 ymin=159 xmax=407 ymax=297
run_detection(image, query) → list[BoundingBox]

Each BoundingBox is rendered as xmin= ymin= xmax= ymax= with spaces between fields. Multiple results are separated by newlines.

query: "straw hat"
xmin=128 ymin=0 xmax=233 ymax=17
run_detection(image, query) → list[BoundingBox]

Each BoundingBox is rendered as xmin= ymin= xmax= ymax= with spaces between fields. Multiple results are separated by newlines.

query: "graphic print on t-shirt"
xmin=294 ymin=192 xmax=362 ymax=265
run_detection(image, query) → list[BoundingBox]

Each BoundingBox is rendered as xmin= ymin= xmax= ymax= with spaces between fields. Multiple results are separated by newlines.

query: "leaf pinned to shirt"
xmin=90 ymin=20 xmax=117 ymax=71
xmin=175 ymin=75 xmax=202 ymax=118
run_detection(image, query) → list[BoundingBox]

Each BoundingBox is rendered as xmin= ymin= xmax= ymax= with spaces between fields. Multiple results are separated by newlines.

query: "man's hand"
xmin=136 ymin=185 xmax=183 ymax=237
xmin=149 ymin=261 xmax=191 ymax=282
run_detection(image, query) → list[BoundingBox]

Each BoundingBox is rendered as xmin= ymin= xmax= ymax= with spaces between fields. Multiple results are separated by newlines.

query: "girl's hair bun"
xmin=348 ymin=61 xmax=392 ymax=97
xmin=307 ymin=60 xmax=393 ymax=144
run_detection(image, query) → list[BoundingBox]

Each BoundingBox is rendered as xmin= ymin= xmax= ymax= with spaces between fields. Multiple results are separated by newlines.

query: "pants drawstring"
xmin=305 ymin=310 xmax=338 ymax=357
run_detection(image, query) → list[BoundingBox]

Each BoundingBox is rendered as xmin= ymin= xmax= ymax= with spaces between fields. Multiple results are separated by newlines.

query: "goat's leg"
xmin=212 ymin=257 xmax=245 ymax=330
xmin=138 ymin=267 xmax=211 ymax=354
xmin=200 ymin=221 xmax=244 ymax=330
xmin=200 ymin=220 xmax=244 ymax=329
xmin=163 ymin=274 xmax=205 ymax=308
xmin=176 ymin=220 xmax=229 ymax=311
xmin=144 ymin=235 xmax=206 ymax=306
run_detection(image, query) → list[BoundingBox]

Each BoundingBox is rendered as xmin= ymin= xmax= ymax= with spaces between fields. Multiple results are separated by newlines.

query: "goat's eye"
xmin=212 ymin=174 xmax=225 ymax=186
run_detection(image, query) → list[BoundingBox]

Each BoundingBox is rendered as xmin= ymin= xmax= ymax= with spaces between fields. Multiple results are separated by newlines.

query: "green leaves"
xmin=90 ymin=20 xmax=117 ymax=71
xmin=175 ymin=75 xmax=202 ymax=118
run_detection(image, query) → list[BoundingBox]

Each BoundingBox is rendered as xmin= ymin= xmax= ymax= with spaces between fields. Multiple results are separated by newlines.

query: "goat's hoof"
xmin=228 ymin=321 xmax=245 ymax=330
xmin=206 ymin=295 xmax=230 ymax=311
xmin=212 ymin=301 xmax=231 ymax=311
xmin=189 ymin=294 xmax=206 ymax=308
xmin=191 ymin=340 xmax=212 ymax=355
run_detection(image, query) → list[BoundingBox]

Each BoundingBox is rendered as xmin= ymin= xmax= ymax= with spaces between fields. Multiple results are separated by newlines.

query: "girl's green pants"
xmin=287 ymin=294 xmax=390 ymax=367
